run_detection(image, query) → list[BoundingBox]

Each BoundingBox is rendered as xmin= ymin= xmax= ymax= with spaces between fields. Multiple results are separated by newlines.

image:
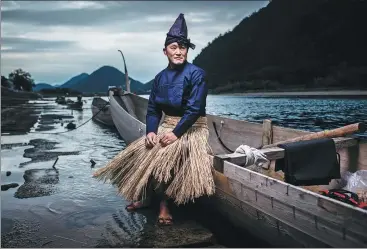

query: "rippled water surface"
xmin=1 ymin=95 xmax=366 ymax=247
xmin=206 ymin=95 xmax=367 ymax=135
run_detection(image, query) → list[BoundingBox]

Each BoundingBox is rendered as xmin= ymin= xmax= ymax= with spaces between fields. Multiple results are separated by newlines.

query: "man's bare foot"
xmin=125 ymin=200 xmax=150 ymax=212
xmin=157 ymin=200 xmax=173 ymax=225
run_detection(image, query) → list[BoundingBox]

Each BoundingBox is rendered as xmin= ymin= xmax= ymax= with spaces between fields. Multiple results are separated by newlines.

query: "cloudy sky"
xmin=1 ymin=1 xmax=268 ymax=85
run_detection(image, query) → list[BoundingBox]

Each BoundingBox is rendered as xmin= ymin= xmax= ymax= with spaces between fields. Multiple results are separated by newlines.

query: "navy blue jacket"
xmin=146 ymin=62 xmax=208 ymax=138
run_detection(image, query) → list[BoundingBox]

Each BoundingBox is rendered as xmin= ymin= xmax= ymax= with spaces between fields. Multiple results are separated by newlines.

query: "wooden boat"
xmin=66 ymin=95 xmax=83 ymax=110
xmin=91 ymin=97 xmax=114 ymax=127
xmin=67 ymin=101 xmax=83 ymax=110
xmin=108 ymin=89 xmax=367 ymax=248
xmin=55 ymin=96 xmax=66 ymax=105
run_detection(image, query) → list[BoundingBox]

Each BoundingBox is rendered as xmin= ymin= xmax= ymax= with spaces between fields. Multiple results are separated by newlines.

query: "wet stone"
xmin=137 ymin=207 xmax=215 ymax=248
xmin=14 ymin=168 xmax=60 ymax=199
xmin=1 ymin=102 xmax=41 ymax=134
xmin=1 ymin=183 xmax=19 ymax=191
xmin=139 ymin=220 xmax=214 ymax=248
xmin=39 ymin=119 xmax=56 ymax=125
xmin=20 ymin=139 xmax=79 ymax=167
xmin=35 ymin=125 xmax=55 ymax=132
xmin=41 ymin=114 xmax=74 ymax=120
xmin=1 ymin=219 xmax=42 ymax=248
xmin=1 ymin=218 xmax=15 ymax=234
xmin=1 ymin=143 xmax=28 ymax=150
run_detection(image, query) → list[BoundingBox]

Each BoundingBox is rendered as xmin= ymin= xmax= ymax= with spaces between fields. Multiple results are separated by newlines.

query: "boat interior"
xmin=110 ymin=91 xmax=367 ymax=195
xmin=113 ymin=90 xmax=367 ymax=192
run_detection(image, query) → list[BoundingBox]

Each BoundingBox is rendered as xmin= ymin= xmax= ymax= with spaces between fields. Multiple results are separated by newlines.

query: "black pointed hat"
xmin=165 ymin=13 xmax=195 ymax=50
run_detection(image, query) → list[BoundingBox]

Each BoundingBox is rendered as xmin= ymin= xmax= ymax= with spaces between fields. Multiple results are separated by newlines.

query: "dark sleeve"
xmin=146 ymin=78 xmax=162 ymax=135
xmin=172 ymin=70 xmax=208 ymax=138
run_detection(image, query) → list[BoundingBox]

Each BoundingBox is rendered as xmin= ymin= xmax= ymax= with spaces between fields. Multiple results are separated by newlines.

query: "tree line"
xmin=193 ymin=0 xmax=367 ymax=93
xmin=1 ymin=68 xmax=36 ymax=92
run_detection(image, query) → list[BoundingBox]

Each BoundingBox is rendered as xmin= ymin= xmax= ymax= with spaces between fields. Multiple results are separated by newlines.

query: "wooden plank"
xmin=212 ymin=174 xmax=329 ymax=247
xmin=207 ymin=115 xmax=315 ymax=155
xmin=119 ymin=95 xmax=137 ymax=119
xmin=130 ymin=93 xmax=148 ymax=123
xmin=207 ymin=114 xmax=264 ymax=154
xmin=344 ymin=141 xmax=367 ymax=171
xmin=223 ymin=161 xmax=367 ymax=247
xmin=262 ymin=119 xmax=273 ymax=146
xmin=213 ymin=137 xmax=358 ymax=171
xmin=237 ymin=182 xmax=365 ymax=247
xmin=213 ymin=137 xmax=364 ymax=196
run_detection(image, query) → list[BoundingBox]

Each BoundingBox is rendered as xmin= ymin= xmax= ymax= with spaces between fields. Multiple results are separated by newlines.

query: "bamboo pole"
xmin=262 ymin=122 xmax=366 ymax=149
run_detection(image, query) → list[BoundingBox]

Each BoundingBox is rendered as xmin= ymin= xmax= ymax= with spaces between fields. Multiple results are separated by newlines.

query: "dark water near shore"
xmin=1 ymin=95 xmax=367 ymax=248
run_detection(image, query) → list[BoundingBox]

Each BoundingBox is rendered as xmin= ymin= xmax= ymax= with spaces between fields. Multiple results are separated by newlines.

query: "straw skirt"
xmin=93 ymin=115 xmax=215 ymax=205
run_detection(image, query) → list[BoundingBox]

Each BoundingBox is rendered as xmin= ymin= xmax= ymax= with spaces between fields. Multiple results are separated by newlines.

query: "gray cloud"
xmin=1 ymin=37 xmax=77 ymax=53
xmin=2 ymin=1 xmax=265 ymax=27
xmin=1 ymin=1 xmax=269 ymax=84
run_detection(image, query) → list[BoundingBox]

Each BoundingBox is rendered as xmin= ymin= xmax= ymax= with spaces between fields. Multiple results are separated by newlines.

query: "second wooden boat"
xmin=91 ymin=97 xmax=114 ymax=127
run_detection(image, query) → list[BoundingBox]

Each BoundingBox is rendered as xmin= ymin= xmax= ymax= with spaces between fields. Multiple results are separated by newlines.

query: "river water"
xmin=1 ymin=95 xmax=366 ymax=247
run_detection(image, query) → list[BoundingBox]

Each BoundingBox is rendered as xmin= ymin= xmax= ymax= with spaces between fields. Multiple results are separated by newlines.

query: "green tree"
xmin=8 ymin=69 xmax=36 ymax=91
xmin=1 ymin=76 xmax=10 ymax=88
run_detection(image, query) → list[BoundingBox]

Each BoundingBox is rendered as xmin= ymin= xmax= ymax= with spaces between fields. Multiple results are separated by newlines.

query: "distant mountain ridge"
xmin=68 ymin=65 xmax=146 ymax=93
xmin=61 ymin=73 xmax=89 ymax=88
xmin=34 ymin=66 xmax=151 ymax=94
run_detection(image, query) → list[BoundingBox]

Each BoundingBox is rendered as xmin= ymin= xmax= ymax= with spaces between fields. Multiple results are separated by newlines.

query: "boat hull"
xmin=108 ymin=93 xmax=146 ymax=143
xmin=108 ymin=91 xmax=367 ymax=248
xmin=91 ymin=97 xmax=114 ymax=127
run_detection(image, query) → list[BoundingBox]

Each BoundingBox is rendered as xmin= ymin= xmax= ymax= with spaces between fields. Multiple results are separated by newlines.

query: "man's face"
xmin=163 ymin=42 xmax=188 ymax=66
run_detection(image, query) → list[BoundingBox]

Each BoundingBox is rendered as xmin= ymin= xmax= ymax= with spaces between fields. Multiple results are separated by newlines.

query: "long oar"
xmin=262 ymin=122 xmax=366 ymax=149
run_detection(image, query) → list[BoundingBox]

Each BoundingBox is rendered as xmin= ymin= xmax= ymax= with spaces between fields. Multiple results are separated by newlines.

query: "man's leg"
xmin=158 ymin=195 xmax=173 ymax=225
xmin=125 ymin=198 xmax=151 ymax=212
xmin=126 ymin=181 xmax=154 ymax=212
xmin=155 ymin=181 xmax=173 ymax=225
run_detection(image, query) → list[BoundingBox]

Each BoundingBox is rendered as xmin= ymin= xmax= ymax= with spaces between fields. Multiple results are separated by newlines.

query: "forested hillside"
xmin=193 ymin=0 xmax=367 ymax=93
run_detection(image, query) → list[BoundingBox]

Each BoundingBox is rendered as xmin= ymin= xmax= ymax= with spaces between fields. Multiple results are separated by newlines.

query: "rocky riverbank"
xmin=1 ymin=97 xmax=233 ymax=248
xmin=1 ymin=87 xmax=43 ymax=134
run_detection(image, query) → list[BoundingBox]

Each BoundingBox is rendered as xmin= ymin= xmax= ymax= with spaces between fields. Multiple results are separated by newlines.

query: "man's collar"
xmin=167 ymin=61 xmax=188 ymax=71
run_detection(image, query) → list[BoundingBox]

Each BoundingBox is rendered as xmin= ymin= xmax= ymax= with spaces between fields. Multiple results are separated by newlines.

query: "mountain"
xmin=59 ymin=73 xmax=89 ymax=88
xmin=33 ymin=83 xmax=54 ymax=91
xmin=193 ymin=0 xmax=367 ymax=93
xmin=66 ymin=66 xmax=146 ymax=93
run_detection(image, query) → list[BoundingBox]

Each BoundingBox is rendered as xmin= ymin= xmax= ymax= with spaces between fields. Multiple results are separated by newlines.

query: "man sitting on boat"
xmin=93 ymin=13 xmax=215 ymax=225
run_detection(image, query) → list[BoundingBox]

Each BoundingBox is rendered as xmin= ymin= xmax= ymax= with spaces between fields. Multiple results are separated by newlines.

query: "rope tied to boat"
xmin=34 ymin=99 xmax=110 ymax=135
xmin=234 ymin=144 xmax=270 ymax=168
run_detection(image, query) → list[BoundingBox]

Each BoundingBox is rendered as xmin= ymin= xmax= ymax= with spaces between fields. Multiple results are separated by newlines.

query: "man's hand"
xmin=160 ymin=132 xmax=178 ymax=147
xmin=145 ymin=132 xmax=158 ymax=148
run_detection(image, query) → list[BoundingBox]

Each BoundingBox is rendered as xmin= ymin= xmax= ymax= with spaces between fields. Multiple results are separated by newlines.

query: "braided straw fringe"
xmin=93 ymin=116 xmax=215 ymax=205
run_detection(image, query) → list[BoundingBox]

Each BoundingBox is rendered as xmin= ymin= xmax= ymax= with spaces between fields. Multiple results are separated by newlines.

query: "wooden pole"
xmin=262 ymin=122 xmax=366 ymax=149
xmin=262 ymin=119 xmax=273 ymax=146
xmin=118 ymin=50 xmax=130 ymax=93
